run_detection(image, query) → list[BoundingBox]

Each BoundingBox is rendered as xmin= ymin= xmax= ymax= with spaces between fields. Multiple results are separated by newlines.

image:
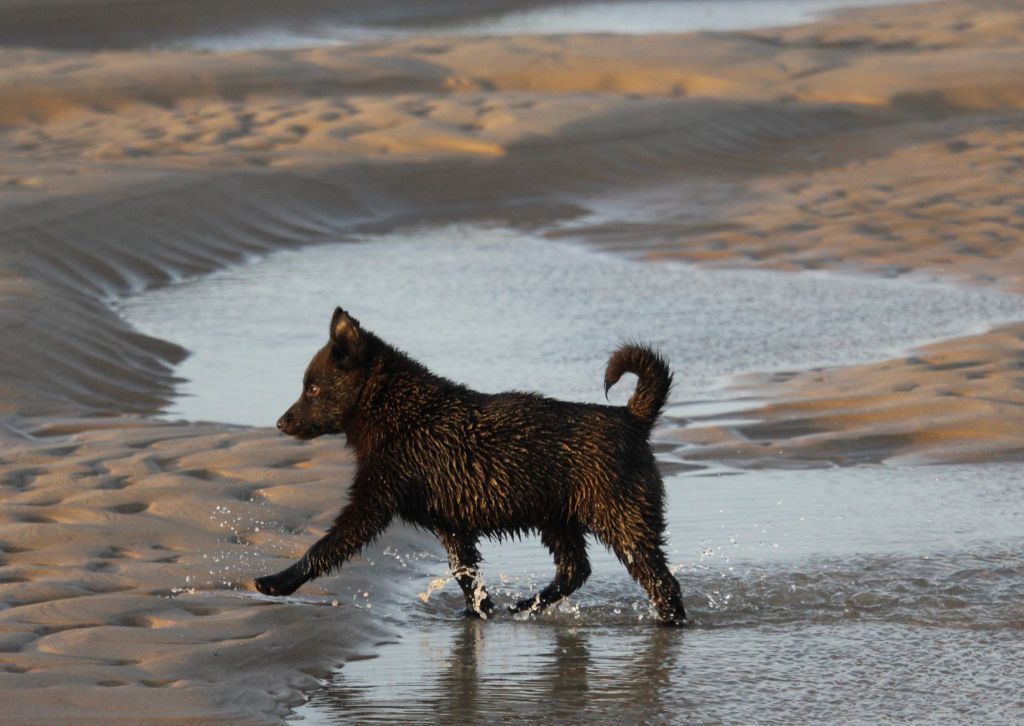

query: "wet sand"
xmin=2 ymin=0 xmax=1024 ymax=721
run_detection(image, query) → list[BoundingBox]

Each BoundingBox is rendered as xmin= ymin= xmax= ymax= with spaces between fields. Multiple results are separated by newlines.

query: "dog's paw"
xmin=254 ymin=574 xmax=294 ymax=596
xmin=254 ymin=567 xmax=305 ymax=597
xmin=658 ymin=615 xmax=690 ymax=629
xmin=510 ymin=595 xmax=541 ymax=614
xmin=461 ymin=597 xmax=496 ymax=620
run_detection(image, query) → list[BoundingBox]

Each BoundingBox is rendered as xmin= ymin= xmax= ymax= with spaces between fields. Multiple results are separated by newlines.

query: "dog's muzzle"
xmin=276 ymin=412 xmax=319 ymax=440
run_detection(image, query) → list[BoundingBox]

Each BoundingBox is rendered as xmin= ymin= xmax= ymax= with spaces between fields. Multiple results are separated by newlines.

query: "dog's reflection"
xmin=312 ymin=616 xmax=687 ymax=722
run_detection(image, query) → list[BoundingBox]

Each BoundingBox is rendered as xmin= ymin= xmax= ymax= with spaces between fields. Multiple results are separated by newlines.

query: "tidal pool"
xmin=120 ymin=225 xmax=1024 ymax=723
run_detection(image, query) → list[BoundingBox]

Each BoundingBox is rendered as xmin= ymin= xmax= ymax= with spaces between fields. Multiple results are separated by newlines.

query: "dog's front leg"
xmin=255 ymin=476 xmax=394 ymax=597
xmin=437 ymin=532 xmax=495 ymax=618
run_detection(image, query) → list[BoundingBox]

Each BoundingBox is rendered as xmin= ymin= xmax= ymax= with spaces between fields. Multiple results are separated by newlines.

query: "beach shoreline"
xmin=2 ymin=0 xmax=1024 ymax=720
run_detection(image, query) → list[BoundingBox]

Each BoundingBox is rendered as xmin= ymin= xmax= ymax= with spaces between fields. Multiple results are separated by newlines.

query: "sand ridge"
xmin=2 ymin=0 xmax=1024 ymax=720
xmin=3 ymin=3 xmax=1024 ymax=189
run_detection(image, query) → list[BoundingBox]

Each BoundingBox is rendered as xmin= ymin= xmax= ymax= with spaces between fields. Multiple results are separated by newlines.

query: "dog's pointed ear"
xmin=329 ymin=307 xmax=363 ymax=363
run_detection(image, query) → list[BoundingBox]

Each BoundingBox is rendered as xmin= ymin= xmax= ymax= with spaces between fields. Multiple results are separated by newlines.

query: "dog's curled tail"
xmin=604 ymin=344 xmax=673 ymax=428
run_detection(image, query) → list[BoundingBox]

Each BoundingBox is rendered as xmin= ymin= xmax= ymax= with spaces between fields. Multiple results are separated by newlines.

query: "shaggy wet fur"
xmin=255 ymin=308 xmax=687 ymax=626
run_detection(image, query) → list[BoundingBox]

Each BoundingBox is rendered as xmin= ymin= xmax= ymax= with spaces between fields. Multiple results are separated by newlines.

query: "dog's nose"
xmin=276 ymin=417 xmax=286 ymax=431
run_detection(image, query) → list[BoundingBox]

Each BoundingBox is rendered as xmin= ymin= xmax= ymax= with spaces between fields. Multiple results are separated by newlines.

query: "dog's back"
xmin=351 ymin=340 xmax=670 ymax=532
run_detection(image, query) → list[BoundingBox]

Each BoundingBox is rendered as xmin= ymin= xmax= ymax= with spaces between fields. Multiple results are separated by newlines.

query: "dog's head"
xmin=276 ymin=307 xmax=370 ymax=439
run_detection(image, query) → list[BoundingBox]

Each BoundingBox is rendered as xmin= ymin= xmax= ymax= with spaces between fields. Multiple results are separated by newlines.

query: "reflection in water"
xmin=303 ymin=591 xmax=1024 ymax=724
xmin=309 ymin=621 xmax=689 ymax=723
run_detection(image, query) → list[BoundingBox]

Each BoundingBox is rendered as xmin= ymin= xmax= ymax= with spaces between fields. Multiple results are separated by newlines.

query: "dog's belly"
xmin=397 ymin=482 xmax=571 ymax=536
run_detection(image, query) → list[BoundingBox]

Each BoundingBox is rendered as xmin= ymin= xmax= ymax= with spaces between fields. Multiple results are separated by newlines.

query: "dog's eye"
xmin=306 ymin=384 xmax=321 ymax=398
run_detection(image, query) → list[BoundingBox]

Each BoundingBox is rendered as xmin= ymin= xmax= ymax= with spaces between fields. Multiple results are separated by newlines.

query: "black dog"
xmin=255 ymin=308 xmax=687 ymax=626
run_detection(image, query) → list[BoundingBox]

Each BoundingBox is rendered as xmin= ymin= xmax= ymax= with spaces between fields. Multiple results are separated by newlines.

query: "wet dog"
xmin=254 ymin=308 xmax=687 ymax=626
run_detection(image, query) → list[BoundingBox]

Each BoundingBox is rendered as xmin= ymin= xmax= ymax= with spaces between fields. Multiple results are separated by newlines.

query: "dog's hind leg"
xmin=438 ymin=532 xmax=495 ymax=618
xmin=594 ymin=514 xmax=687 ymax=626
xmin=512 ymin=525 xmax=591 ymax=615
xmin=621 ymin=545 xmax=688 ymax=627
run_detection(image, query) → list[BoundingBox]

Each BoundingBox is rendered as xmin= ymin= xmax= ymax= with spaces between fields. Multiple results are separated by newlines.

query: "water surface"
xmin=286 ymin=464 xmax=1024 ymax=724
xmin=120 ymin=225 xmax=1024 ymax=427
xmin=177 ymin=0 xmax=927 ymax=52
xmin=439 ymin=0 xmax=925 ymax=36
xmin=120 ymin=226 xmax=1024 ymax=723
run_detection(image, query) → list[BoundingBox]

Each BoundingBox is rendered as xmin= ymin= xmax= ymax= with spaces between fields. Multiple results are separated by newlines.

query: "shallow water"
xmin=438 ymin=0 xmax=927 ymax=36
xmin=119 ymin=225 xmax=1024 ymax=722
xmin=176 ymin=0 xmax=927 ymax=52
xmin=302 ymin=621 xmax=1022 ymax=724
xmin=119 ymin=225 xmax=1024 ymax=427
xmin=287 ymin=464 xmax=1024 ymax=724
